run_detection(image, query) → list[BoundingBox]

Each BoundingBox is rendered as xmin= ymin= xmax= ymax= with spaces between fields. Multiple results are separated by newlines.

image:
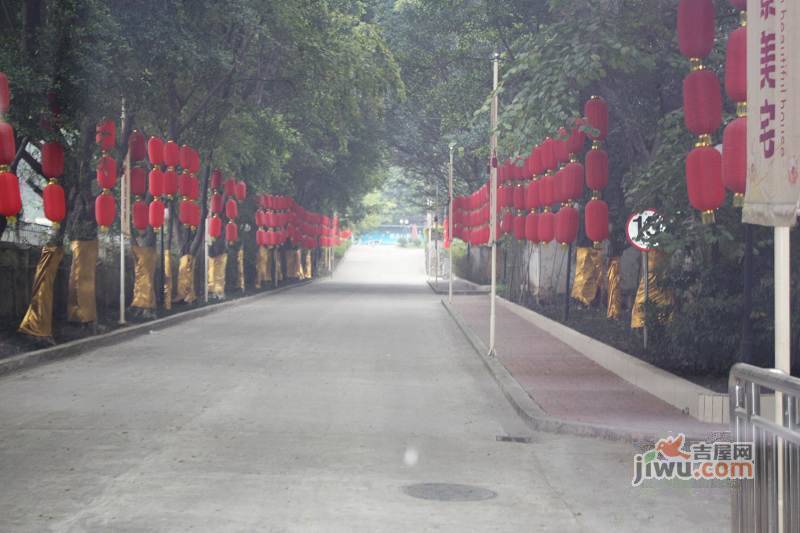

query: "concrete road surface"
xmin=0 ymin=245 xmax=728 ymax=532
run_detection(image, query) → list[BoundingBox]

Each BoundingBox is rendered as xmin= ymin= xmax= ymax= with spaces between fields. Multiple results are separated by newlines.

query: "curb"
xmin=494 ymin=296 xmax=726 ymax=424
xmin=441 ymin=298 xmax=725 ymax=444
xmin=426 ymin=279 xmax=490 ymax=295
xmin=0 ymin=280 xmax=312 ymax=378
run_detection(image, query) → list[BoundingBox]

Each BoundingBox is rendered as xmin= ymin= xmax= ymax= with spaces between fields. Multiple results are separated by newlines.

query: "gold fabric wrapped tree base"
xmin=18 ymin=245 xmax=65 ymax=338
xmin=631 ymin=250 xmax=673 ymax=329
xmin=304 ymin=249 xmax=313 ymax=279
xmin=175 ymin=254 xmax=196 ymax=304
xmin=131 ymin=245 xmax=157 ymax=309
xmin=67 ymin=240 xmax=98 ymax=323
xmin=255 ymin=247 xmax=269 ymax=288
xmin=237 ymin=248 xmax=245 ymax=291
xmin=163 ymin=250 xmax=173 ymax=310
xmin=606 ymin=256 xmax=623 ymax=320
xmin=207 ymin=254 xmax=227 ymax=299
xmin=285 ymin=249 xmax=304 ymax=279
xmin=570 ymin=247 xmax=603 ymax=306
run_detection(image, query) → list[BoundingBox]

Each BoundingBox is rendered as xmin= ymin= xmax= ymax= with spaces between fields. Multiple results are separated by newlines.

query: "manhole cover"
xmin=402 ymin=483 xmax=497 ymax=502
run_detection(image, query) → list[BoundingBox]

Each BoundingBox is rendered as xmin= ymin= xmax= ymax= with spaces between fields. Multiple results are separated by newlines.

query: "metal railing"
xmin=729 ymin=363 xmax=800 ymax=532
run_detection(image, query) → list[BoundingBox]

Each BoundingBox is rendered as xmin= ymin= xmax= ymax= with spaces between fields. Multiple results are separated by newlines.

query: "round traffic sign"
xmin=626 ymin=209 xmax=662 ymax=252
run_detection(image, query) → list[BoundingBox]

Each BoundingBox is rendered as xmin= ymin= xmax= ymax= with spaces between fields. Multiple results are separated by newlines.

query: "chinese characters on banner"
xmin=743 ymin=0 xmax=800 ymax=227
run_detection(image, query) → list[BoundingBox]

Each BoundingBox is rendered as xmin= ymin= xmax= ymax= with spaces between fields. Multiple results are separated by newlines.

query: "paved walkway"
xmin=0 ymin=246 xmax=727 ymax=532
xmin=450 ymin=294 xmax=725 ymax=438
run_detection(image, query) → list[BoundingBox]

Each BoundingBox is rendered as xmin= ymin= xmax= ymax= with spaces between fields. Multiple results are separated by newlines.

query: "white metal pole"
xmin=118 ymin=100 xmax=129 ymax=325
xmin=775 ymin=225 xmax=790 ymax=531
xmin=204 ymin=220 xmax=209 ymax=303
xmin=642 ymin=250 xmax=648 ymax=350
xmin=488 ymin=52 xmax=499 ymax=357
xmin=448 ymin=143 xmax=454 ymax=304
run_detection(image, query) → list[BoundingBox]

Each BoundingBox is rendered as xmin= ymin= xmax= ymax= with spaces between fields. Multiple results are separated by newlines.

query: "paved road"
xmin=0 ymin=245 xmax=727 ymax=532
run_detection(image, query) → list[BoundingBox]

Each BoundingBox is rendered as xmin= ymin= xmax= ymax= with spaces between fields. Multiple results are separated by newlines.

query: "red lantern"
xmin=0 ymin=121 xmax=15 ymax=165
xmin=179 ymin=200 xmax=194 ymax=227
xmin=538 ymin=211 xmax=555 ymax=243
xmin=560 ymin=162 xmax=584 ymax=203
xmin=540 ymin=173 xmax=556 ymax=207
xmin=555 ymin=206 xmax=579 ymax=245
xmin=235 ymin=181 xmax=247 ymax=202
xmin=0 ymin=170 xmax=21 ymax=221
xmin=724 ymin=27 xmax=746 ymax=104
xmin=526 ymin=179 xmax=541 ymax=210
xmin=225 ymin=198 xmax=238 ymax=220
xmin=162 ymin=140 xmax=180 ymax=168
xmin=128 ymin=130 xmax=146 ymax=162
xmin=178 ymin=172 xmax=193 ymax=198
xmin=722 ymin=117 xmax=747 ymax=206
xmin=179 ymin=145 xmax=193 ymax=170
xmin=132 ymin=200 xmax=148 ymax=231
xmin=585 ymin=148 xmax=609 ymax=193
xmin=0 ymin=72 xmax=9 ymax=115
xmin=224 ymin=177 xmax=237 ymax=197
xmin=525 ymin=212 xmax=539 ymax=242
xmin=513 ymin=183 xmax=526 ymax=210
xmin=163 ymin=169 xmax=178 ymax=199
xmin=683 ymin=69 xmax=722 ymax=136
xmin=95 ymin=119 xmax=116 ymax=152
xmin=208 ymin=215 xmax=222 ymax=239
xmin=225 ymin=221 xmax=238 ymax=242
xmin=541 ymin=138 xmax=556 ymax=172
xmin=96 ymin=155 xmax=117 ymax=190
xmin=256 ymin=228 xmax=267 ymax=246
xmin=686 ymin=145 xmax=724 ymax=223
xmin=149 ymin=199 xmax=165 ymax=228
xmin=148 ymin=137 xmax=164 ymax=166
xmin=95 ymin=192 xmax=116 ymax=230
xmin=585 ymin=199 xmax=609 ymax=247
xmin=129 ymin=167 xmax=146 ymax=198
xmin=149 ymin=168 xmax=164 ymax=198
xmin=41 ymin=141 xmax=64 ymax=179
xmin=210 ymin=193 xmax=223 ymax=214
xmin=584 ymin=96 xmax=608 ymax=142
xmin=677 ymin=0 xmax=715 ymax=59
xmin=43 ymin=182 xmax=66 ymax=226
xmin=210 ymin=169 xmax=223 ymax=190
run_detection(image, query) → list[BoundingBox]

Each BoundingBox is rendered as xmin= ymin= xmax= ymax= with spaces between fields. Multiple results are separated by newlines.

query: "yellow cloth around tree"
xmin=631 ymin=250 xmax=673 ymax=328
xmin=175 ymin=254 xmax=197 ymax=304
xmin=207 ymin=254 xmax=227 ymax=298
xmin=18 ymin=245 xmax=64 ymax=337
xmin=285 ymin=249 xmax=304 ymax=279
xmin=255 ymin=247 xmax=268 ymax=288
xmin=237 ymin=248 xmax=245 ymax=291
xmin=606 ymin=256 xmax=623 ymax=320
xmin=570 ymin=247 xmax=603 ymax=306
xmin=274 ymin=249 xmax=283 ymax=281
xmin=163 ymin=250 xmax=173 ymax=310
xmin=131 ymin=245 xmax=157 ymax=309
xmin=67 ymin=239 xmax=97 ymax=323
xmin=304 ymin=249 xmax=313 ymax=279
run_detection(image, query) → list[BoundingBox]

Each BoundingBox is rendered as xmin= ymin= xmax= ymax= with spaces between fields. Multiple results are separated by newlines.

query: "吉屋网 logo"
xmin=632 ymin=434 xmax=754 ymax=486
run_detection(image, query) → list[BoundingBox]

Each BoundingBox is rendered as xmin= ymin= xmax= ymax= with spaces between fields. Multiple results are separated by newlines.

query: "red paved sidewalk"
xmin=450 ymin=294 xmax=726 ymax=439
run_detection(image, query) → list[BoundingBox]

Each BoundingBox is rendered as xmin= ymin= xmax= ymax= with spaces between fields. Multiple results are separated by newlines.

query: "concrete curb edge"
xmin=0 ymin=280 xmax=312 ymax=378
xmin=441 ymin=298 xmax=721 ymax=444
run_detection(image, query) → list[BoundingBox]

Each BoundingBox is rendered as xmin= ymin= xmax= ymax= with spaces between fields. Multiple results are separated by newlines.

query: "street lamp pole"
xmin=448 ymin=142 xmax=455 ymax=304
xmin=488 ymin=52 xmax=499 ymax=357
